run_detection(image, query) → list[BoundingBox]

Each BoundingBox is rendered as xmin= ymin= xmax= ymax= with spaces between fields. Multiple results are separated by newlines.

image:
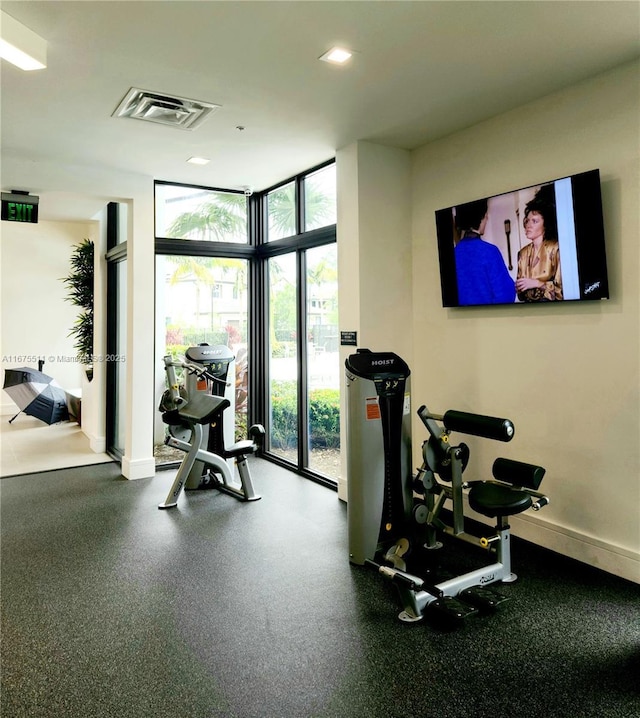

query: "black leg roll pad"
xmin=492 ymin=458 xmax=546 ymax=490
xmin=248 ymin=423 xmax=266 ymax=442
xmin=443 ymin=410 xmax=515 ymax=442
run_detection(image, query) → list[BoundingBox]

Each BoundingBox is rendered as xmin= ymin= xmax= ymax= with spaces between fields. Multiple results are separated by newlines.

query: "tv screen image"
xmin=435 ymin=169 xmax=609 ymax=307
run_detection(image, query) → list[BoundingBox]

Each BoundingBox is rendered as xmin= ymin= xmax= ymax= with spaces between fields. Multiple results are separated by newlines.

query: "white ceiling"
xmin=1 ymin=1 xmax=639 ymax=222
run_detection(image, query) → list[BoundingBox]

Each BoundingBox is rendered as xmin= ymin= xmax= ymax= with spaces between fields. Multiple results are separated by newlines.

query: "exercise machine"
xmin=158 ymin=348 xmax=263 ymax=508
xmin=158 ymin=348 xmax=264 ymax=509
xmin=346 ymin=348 xmax=549 ymax=624
xmin=181 ymin=344 xmax=238 ymax=486
xmin=345 ymin=349 xmax=413 ymax=566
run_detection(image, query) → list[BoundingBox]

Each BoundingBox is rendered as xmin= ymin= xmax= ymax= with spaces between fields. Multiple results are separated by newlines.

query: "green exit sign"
xmin=1 ymin=192 xmax=39 ymax=223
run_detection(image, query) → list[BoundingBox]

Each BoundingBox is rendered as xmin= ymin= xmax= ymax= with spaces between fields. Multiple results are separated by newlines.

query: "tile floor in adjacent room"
xmin=0 ymin=412 xmax=112 ymax=477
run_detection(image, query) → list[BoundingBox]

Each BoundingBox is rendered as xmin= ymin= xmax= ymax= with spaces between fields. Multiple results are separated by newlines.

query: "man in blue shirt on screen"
xmin=454 ymin=198 xmax=515 ymax=305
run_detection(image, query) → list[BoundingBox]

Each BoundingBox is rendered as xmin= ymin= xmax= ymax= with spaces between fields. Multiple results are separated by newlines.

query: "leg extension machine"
xmin=376 ymin=404 xmax=549 ymax=622
xmin=345 ymin=349 xmax=549 ymax=624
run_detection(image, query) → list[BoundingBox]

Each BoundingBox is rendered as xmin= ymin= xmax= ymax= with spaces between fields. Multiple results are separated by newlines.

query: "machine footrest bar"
xmin=458 ymin=585 xmax=510 ymax=611
xmin=428 ymin=595 xmax=479 ymax=622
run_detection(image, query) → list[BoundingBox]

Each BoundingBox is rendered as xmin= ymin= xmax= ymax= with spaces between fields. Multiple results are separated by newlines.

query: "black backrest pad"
xmin=161 ymin=408 xmax=182 ymax=426
xmin=492 ymin=457 xmax=546 ymax=490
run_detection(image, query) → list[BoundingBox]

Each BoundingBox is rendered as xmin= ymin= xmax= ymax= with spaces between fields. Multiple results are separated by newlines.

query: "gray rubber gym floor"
xmin=1 ymin=459 xmax=638 ymax=718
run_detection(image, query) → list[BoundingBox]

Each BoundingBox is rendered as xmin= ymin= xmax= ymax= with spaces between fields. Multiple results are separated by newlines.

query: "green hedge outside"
xmin=271 ymin=380 xmax=340 ymax=450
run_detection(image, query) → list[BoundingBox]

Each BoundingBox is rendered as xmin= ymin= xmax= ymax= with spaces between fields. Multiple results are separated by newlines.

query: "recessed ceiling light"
xmin=187 ymin=157 xmax=210 ymax=165
xmin=319 ymin=47 xmax=353 ymax=65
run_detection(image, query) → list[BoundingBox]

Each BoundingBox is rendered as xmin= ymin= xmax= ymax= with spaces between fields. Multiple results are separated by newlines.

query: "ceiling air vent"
xmin=112 ymin=88 xmax=221 ymax=130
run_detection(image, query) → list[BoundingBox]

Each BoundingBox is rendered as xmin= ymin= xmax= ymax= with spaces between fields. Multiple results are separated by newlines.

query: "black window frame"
xmin=105 ymin=202 xmax=127 ymax=460
xmin=153 ymin=159 xmax=337 ymax=489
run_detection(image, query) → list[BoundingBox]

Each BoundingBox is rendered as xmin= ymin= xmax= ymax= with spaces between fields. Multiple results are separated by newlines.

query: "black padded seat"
xmin=468 ymin=482 xmax=532 ymax=518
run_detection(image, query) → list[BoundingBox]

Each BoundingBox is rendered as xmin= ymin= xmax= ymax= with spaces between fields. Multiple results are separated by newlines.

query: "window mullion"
xmin=296 ymin=176 xmax=305 ymax=235
xmin=297 ymin=250 xmax=309 ymax=471
xmin=249 ymin=254 xmax=267 ymax=435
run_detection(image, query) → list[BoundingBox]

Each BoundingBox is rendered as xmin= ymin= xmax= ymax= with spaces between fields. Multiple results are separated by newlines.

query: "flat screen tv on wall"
xmin=435 ymin=168 xmax=609 ymax=307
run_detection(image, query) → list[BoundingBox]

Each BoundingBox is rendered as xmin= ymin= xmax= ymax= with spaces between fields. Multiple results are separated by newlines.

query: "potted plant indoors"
xmin=62 ymin=238 xmax=94 ymax=381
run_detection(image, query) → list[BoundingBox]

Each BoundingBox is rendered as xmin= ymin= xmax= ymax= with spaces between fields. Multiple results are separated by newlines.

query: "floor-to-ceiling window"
xmin=263 ymin=243 xmax=339 ymax=479
xmin=157 ymin=254 xmax=250 ymax=440
xmin=259 ymin=161 xmax=339 ymax=485
xmin=154 ymin=183 xmax=253 ymax=465
xmin=153 ymin=160 xmax=338 ymax=485
xmin=305 ymin=243 xmax=339 ymax=476
xmin=267 ymin=252 xmax=299 ymax=461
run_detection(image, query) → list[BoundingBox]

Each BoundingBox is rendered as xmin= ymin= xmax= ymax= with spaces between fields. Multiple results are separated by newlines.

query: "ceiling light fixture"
xmin=319 ymin=47 xmax=353 ymax=65
xmin=187 ymin=157 xmax=210 ymax=166
xmin=0 ymin=11 xmax=47 ymax=71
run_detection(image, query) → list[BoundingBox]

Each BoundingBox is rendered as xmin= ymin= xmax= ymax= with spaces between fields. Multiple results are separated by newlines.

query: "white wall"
xmin=411 ymin=60 xmax=639 ymax=582
xmin=336 ymin=141 xmax=413 ymax=499
xmin=83 ymin=207 xmax=108 ymax=454
xmin=1 ymin=220 xmax=96 ymax=403
xmin=121 ymin=188 xmax=156 ymax=480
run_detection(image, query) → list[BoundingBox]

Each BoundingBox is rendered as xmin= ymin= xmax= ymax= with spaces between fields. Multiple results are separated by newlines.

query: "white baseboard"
xmin=338 ymin=477 xmax=347 ymax=502
xmin=121 ymin=455 xmax=156 ymax=480
xmin=82 ymin=429 xmax=106 ymax=454
xmin=461 ymin=498 xmax=639 ymax=584
xmin=508 ymin=511 xmax=639 ymax=584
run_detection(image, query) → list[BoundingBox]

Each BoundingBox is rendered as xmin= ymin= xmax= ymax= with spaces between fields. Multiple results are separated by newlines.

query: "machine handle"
xmin=165 ymin=358 xmax=230 ymax=388
xmin=532 ymin=496 xmax=550 ymax=511
xmin=418 ymin=404 xmax=441 ymax=425
xmin=162 ymin=355 xmax=229 ymax=407
xmin=163 ymin=356 xmax=187 ymax=407
xmin=365 ymin=560 xmax=425 ymax=591
xmin=184 ymin=362 xmax=230 ymax=388
xmin=417 ymin=405 xmax=445 ymax=440
xmin=443 ymin=410 xmax=515 ymax=442
xmin=380 ymin=567 xmax=425 ymax=591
